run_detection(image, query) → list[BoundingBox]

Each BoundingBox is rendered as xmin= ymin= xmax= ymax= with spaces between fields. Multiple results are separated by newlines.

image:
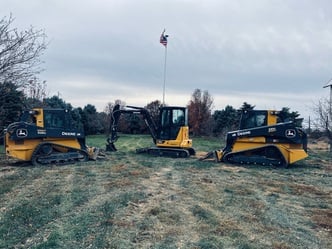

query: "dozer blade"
xmin=198 ymin=151 xmax=215 ymax=161
xmin=86 ymin=146 xmax=107 ymax=160
xmin=93 ymin=148 xmax=100 ymax=160
xmin=199 ymin=150 xmax=223 ymax=162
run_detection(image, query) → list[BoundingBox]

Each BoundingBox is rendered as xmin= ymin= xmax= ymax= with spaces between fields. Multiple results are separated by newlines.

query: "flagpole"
xmin=162 ymin=45 xmax=167 ymax=106
xmin=160 ymin=29 xmax=168 ymax=106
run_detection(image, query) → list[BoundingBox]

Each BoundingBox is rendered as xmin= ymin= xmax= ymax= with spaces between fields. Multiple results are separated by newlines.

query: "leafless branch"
xmin=0 ymin=14 xmax=47 ymax=87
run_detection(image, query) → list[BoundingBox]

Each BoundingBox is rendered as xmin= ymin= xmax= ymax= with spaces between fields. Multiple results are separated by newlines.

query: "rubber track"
xmin=31 ymin=142 xmax=88 ymax=166
xmin=223 ymin=146 xmax=287 ymax=167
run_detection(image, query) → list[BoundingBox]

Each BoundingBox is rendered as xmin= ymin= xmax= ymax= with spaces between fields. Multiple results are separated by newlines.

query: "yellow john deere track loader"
xmin=106 ymin=104 xmax=195 ymax=158
xmin=203 ymin=109 xmax=308 ymax=167
xmin=4 ymin=108 xmax=100 ymax=166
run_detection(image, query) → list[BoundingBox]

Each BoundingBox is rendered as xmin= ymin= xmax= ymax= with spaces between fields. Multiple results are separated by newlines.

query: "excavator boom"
xmin=106 ymin=104 xmax=195 ymax=157
xmin=106 ymin=104 xmax=158 ymax=151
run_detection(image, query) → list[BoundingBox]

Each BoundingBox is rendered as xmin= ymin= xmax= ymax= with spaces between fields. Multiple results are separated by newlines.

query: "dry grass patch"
xmin=308 ymin=139 xmax=330 ymax=151
xmin=311 ymin=208 xmax=332 ymax=233
xmin=0 ymin=135 xmax=331 ymax=248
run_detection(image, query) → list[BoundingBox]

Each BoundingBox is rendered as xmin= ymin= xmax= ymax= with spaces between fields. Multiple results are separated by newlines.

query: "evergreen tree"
xmin=212 ymin=105 xmax=239 ymax=135
xmin=44 ymin=95 xmax=72 ymax=109
xmin=0 ymin=82 xmax=24 ymax=129
xmin=82 ymin=104 xmax=103 ymax=135
xmin=279 ymin=107 xmax=300 ymax=123
xmin=240 ymin=102 xmax=255 ymax=111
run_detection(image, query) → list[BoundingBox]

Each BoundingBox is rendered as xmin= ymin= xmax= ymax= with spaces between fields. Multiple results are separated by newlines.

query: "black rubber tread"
xmin=136 ymin=147 xmax=191 ymax=158
xmin=222 ymin=145 xmax=287 ymax=167
xmin=31 ymin=142 xmax=88 ymax=166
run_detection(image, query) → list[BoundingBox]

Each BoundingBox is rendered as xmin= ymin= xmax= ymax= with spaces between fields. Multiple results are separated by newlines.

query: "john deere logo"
xmin=285 ymin=129 xmax=296 ymax=138
xmin=17 ymin=129 xmax=28 ymax=137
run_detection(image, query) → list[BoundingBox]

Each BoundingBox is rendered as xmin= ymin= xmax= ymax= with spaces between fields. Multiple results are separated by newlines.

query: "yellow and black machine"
xmin=204 ymin=109 xmax=308 ymax=167
xmin=4 ymin=108 xmax=100 ymax=166
xmin=106 ymin=104 xmax=195 ymax=157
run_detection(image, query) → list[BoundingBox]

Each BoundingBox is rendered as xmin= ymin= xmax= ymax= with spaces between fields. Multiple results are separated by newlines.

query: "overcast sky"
xmin=2 ymin=0 xmax=332 ymax=119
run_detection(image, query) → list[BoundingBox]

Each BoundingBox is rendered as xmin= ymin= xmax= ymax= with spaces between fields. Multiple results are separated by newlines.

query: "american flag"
xmin=160 ymin=29 xmax=168 ymax=47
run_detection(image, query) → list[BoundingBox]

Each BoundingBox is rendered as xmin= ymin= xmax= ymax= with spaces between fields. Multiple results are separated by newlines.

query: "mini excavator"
xmin=106 ymin=104 xmax=195 ymax=157
xmin=202 ymin=109 xmax=308 ymax=167
xmin=4 ymin=108 xmax=100 ymax=166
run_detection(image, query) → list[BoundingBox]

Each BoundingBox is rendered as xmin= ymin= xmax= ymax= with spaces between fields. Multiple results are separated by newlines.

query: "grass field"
xmin=0 ymin=134 xmax=331 ymax=249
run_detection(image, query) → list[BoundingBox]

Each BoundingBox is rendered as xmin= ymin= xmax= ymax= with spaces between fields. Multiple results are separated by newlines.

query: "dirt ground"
xmin=308 ymin=138 xmax=331 ymax=151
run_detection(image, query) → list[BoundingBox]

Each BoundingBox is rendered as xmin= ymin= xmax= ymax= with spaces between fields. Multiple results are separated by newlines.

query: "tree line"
xmin=0 ymin=14 xmax=331 ymax=146
xmin=0 ymin=82 xmax=304 ymax=138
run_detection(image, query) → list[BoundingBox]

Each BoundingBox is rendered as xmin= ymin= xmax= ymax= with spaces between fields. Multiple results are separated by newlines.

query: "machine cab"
xmin=239 ymin=110 xmax=278 ymax=130
xmin=158 ymin=106 xmax=187 ymax=140
xmin=20 ymin=108 xmax=74 ymax=130
xmin=43 ymin=109 xmax=72 ymax=130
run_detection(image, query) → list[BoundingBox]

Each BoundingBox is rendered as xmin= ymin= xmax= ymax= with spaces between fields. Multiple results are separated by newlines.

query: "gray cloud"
xmin=2 ymin=0 xmax=332 ymax=118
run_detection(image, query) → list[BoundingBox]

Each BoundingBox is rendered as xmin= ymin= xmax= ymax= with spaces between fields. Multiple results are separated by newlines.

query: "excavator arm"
xmin=106 ymin=104 xmax=159 ymax=151
xmin=126 ymin=105 xmax=159 ymax=143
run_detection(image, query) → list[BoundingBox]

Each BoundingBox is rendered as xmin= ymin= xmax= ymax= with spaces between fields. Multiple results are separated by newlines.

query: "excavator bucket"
xmin=106 ymin=139 xmax=117 ymax=152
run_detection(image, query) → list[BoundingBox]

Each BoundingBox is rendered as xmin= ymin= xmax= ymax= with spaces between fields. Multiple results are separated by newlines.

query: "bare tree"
xmin=0 ymin=14 xmax=47 ymax=87
xmin=145 ymin=100 xmax=162 ymax=126
xmin=23 ymin=77 xmax=48 ymax=100
xmin=103 ymin=99 xmax=126 ymax=115
xmin=187 ymin=89 xmax=214 ymax=136
xmin=103 ymin=99 xmax=126 ymax=134
xmin=312 ymin=97 xmax=331 ymax=151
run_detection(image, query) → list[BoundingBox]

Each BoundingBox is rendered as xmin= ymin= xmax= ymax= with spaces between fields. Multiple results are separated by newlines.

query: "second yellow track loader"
xmin=204 ymin=110 xmax=308 ymax=167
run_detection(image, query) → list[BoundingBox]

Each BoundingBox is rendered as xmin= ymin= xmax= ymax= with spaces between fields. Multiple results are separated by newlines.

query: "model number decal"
xmin=37 ymin=129 xmax=46 ymax=135
xmin=62 ymin=132 xmax=76 ymax=136
xmin=268 ymin=127 xmax=277 ymax=133
xmin=237 ymin=131 xmax=251 ymax=136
